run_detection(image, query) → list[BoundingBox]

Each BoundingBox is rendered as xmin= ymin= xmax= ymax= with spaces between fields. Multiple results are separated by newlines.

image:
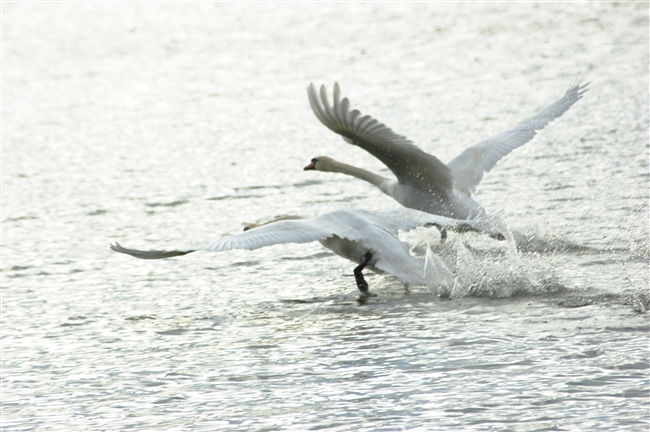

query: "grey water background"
xmin=2 ymin=3 xmax=648 ymax=431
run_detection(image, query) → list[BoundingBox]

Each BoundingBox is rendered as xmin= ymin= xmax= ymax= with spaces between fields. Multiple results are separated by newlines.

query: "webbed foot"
xmin=356 ymin=290 xmax=377 ymax=304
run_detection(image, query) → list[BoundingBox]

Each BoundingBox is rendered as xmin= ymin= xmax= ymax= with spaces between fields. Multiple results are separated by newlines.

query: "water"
xmin=3 ymin=3 xmax=648 ymax=430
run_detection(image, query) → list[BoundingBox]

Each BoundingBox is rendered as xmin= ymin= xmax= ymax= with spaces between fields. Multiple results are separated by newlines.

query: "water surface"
xmin=3 ymin=3 xmax=648 ymax=431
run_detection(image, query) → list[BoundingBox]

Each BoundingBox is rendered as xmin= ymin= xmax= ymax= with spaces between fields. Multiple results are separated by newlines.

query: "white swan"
xmin=305 ymin=76 xmax=589 ymax=219
xmin=111 ymin=207 xmax=499 ymax=296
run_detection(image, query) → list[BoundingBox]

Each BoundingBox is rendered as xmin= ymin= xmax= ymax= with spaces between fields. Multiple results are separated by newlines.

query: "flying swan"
xmin=305 ymin=76 xmax=589 ymax=220
xmin=111 ymin=207 xmax=499 ymax=296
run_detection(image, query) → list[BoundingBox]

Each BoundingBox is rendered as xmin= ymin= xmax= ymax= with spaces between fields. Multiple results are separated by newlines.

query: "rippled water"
xmin=3 ymin=3 xmax=649 ymax=431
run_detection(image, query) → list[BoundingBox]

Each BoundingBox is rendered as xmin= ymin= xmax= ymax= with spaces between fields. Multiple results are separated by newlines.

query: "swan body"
xmin=111 ymin=207 xmax=500 ymax=295
xmin=305 ymin=156 xmax=485 ymax=220
xmin=305 ymin=77 xmax=589 ymax=219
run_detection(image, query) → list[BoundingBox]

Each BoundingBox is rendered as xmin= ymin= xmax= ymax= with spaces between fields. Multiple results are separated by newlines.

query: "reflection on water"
xmin=3 ymin=2 xmax=648 ymax=431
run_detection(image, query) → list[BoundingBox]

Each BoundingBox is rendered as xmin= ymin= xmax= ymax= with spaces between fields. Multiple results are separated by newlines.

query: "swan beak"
xmin=304 ymin=162 xmax=315 ymax=170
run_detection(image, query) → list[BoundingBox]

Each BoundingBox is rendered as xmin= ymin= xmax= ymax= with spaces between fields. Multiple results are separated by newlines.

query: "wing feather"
xmin=447 ymin=75 xmax=589 ymax=196
xmin=110 ymin=242 xmax=193 ymax=260
xmin=110 ymin=211 xmax=370 ymax=260
xmin=308 ymin=83 xmax=454 ymax=195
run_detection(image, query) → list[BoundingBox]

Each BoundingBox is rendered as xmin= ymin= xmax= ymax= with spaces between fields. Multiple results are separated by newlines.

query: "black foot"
xmin=356 ymin=290 xmax=377 ymax=305
xmin=354 ymin=252 xmax=373 ymax=294
xmin=440 ymin=227 xmax=448 ymax=243
xmin=355 ymin=276 xmax=369 ymax=293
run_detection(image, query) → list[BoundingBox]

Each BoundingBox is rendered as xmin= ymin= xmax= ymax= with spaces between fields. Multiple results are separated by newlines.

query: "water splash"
xmin=414 ymin=222 xmax=566 ymax=300
xmin=424 ymin=245 xmax=455 ymax=297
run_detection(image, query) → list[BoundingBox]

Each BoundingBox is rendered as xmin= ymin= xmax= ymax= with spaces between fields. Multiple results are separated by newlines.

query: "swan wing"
xmin=424 ymin=245 xmax=455 ymax=297
xmin=447 ymin=75 xmax=589 ymax=196
xmin=371 ymin=238 xmax=426 ymax=285
xmin=110 ymin=211 xmax=368 ymax=260
xmin=110 ymin=243 xmax=194 ymax=260
xmin=331 ymin=207 xmax=460 ymax=236
xmin=308 ymin=83 xmax=454 ymax=195
xmin=363 ymin=207 xmax=501 ymax=237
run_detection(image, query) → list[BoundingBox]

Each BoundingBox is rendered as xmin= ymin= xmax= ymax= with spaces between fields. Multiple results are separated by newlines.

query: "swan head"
xmin=304 ymin=156 xmax=336 ymax=172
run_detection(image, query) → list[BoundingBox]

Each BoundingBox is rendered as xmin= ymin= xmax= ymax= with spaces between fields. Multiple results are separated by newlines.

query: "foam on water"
xmin=415 ymin=226 xmax=565 ymax=300
xmin=411 ymin=214 xmax=648 ymax=309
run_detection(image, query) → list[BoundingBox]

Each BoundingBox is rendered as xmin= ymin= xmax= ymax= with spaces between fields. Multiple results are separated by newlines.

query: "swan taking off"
xmin=110 ymin=207 xmax=499 ymax=296
xmin=305 ymin=76 xmax=589 ymax=219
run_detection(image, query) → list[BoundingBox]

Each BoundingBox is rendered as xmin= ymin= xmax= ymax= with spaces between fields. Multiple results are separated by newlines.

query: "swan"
xmin=305 ymin=76 xmax=589 ymax=220
xmin=110 ymin=207 xmax=499 ymax=296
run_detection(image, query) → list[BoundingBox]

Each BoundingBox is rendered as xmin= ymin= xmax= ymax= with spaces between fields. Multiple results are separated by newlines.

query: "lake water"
xmin=3 ymin=3 xmax=649 ymax=431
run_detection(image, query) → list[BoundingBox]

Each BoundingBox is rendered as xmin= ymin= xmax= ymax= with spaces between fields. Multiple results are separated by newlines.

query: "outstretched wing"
xmin=447 ymin=73 xmax=590 ymax=196
xmin=110 ymin=211 xmax=365 ymax=260
xmin=308 ymin=83 xmax=454 ymax=195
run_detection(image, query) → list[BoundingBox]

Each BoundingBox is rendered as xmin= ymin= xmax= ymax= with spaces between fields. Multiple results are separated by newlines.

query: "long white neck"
xmin=325 ymin=160 xmax=391 ymax=190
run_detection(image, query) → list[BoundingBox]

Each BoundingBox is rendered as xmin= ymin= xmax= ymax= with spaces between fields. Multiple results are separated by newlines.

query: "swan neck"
xmin=327 ymin=161 xmax=389 ymax=188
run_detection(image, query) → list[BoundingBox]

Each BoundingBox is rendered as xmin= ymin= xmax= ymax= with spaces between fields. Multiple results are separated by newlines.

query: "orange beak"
xmin=304 ymin=162 xmax=315 ymax=170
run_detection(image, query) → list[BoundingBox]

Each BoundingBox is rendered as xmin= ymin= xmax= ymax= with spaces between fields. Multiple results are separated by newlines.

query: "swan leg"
xmin=354 ymin=252 xmax=372 ymax=295
xmin=425 ymin=223 xmax=447 ymax=243
xmin=439 ymin=227 xmax=448 ymax=243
